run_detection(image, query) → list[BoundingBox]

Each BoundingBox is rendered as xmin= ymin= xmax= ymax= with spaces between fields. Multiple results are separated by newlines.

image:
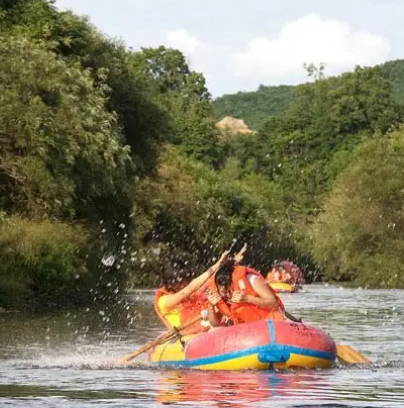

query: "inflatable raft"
xmin=269 ymin=282 xmax=299 ymax=293
xmin=146 ymin=319 xmax=336 ymax=370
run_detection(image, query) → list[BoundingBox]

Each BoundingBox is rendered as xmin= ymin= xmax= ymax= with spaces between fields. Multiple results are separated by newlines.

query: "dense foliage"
xmin=213 ymin=60 xmax=404 ymax=131
xmin=213 ymin=84 xmax=294 ymax=129
xmin=310 ymin=129 xmax=404 ymax=289
xmin=1 ymin=0 xmax=403 ymax=310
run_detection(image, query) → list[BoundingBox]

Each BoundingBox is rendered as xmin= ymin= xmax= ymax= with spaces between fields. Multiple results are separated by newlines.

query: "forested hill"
xmin=213 ymin=84 xmax=294 ymax=130
xmin=382 ymin=59 xmax=404 ymax=106
xmin=213 ymin=59 xmax=404 ymax=130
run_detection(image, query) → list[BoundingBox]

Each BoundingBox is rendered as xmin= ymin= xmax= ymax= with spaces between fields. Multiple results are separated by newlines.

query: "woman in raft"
xmin=207 ymin=259 xmax=287 ymax=327
xmin=154 ymin=248 xmax=243 ymax=334
xmin=266 ymin=264 xmax=293 ymax=284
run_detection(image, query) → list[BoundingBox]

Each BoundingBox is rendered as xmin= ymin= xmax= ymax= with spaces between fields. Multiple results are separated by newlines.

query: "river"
xmin=1 ymin=284 xmax=403 ymax=407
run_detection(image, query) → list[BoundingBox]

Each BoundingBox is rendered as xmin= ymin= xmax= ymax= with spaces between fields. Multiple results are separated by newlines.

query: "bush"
xmin=310 ymin=128 xmax=404 ymax=288
xmin=0 ymin=216 xmax=93 ymax=308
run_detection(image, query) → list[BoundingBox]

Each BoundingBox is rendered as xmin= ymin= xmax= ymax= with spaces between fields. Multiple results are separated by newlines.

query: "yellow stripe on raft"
xmin=194 ymin=353 xmax=270 ymax=371
xmin=273 ymin=354 xmax=333 ymax=370
xmin=199 ymin=354 xmax=334 ymax=371
xmin=269 ymin=282 xmax=297 ymax=293
xmin=150 ymin=335 xmax=193 ymax=362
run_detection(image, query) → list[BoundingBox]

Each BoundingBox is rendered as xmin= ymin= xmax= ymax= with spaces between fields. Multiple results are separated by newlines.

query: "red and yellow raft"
xmin=269 ymin=282 xmax=299 ymax=293
xmin=147 ymin=319 xmax=336 ymax=370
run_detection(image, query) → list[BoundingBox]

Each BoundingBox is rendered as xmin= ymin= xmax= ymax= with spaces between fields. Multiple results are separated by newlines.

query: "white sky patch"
xmin=166 ymin=29 xmax=201 ymax=54
xmin=165 ymin=29 xmax=208 ymax=73
xmin=232 ymin=14 xmax=392 ymax=78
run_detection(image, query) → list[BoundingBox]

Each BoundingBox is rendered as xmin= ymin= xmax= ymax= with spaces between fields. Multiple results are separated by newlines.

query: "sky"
xmin=54 ymin=0 xmax=404 ymax=97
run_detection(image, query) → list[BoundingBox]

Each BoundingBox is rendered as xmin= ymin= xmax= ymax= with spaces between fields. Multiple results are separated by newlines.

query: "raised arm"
xmin=162 ymin=249 xmax=230 ymax=310
xmin=233 ymin=243 xmax=247 ymax=264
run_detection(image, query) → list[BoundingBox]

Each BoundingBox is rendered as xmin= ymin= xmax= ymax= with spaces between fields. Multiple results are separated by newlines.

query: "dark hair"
xmin=162 ymin=257 xmax=194 ymax=292
xmin=214 ymin=259 xmax=235 ymax=289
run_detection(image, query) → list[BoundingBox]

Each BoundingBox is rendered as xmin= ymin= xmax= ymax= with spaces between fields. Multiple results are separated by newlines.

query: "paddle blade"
xmin=336 ymin=345 xmax=371 ymax=365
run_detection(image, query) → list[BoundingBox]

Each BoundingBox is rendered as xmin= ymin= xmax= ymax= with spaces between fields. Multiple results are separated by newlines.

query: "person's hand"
xmin=231 ymin=291 xmax=249 ymax=304
xmin=208 ymin=292 xmax=222 ymax=306
xmin=233 ymin=243 xmax=247 ymax=264
xmin=215 ymin=249 xmax=231 ymax=268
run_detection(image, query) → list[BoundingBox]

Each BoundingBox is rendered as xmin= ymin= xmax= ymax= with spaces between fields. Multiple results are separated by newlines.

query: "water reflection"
xmin=155 ymin=369 xmax=329 ymax=407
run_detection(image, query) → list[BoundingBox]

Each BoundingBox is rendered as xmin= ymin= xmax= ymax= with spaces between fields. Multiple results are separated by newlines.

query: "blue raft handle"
xmin=258 ymin=349 xmax=290 ymax=364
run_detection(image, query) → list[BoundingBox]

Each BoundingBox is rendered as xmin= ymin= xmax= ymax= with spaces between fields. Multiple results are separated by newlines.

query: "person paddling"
xmin=207 ymin=257 xmax=286 ymax=327
xmin=154 ymin=249 xmax=230 ymax=335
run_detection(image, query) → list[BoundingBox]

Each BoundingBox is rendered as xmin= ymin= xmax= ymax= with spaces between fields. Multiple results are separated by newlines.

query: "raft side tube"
xmin=147 ymin=319 xmax=336 ymax=370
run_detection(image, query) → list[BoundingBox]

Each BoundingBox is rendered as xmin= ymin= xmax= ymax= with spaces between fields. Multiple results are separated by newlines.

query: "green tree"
xmin=253 ymin=65 xmax=402 ymax=211
xmin=1 ymin=0 xmax=170 ymax=175
xmin=129 ymin=146 xmax=309 ymax=285
xmin=132 ymin=46 xmax=222 ymax=165
xmin=310 ymin=128 xmax=404 ymax=288
xmin=0 ymin=32 xmax=131 ymax=223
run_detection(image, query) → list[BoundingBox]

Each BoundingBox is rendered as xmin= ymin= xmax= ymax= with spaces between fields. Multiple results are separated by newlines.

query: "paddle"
xmin=336 ymin=344 xmax=371 ymax=365
xmin=115 ymin=315 xmax=202 ymax=364
xmin=283 ymin=312 xmax=371 ymax=365
xmin=285 ymin=310 xmax=302 ymax=322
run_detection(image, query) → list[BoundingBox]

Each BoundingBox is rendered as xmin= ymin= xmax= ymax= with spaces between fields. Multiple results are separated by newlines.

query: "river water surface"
xmin=1 ymin=284 xmax=403 ymax=407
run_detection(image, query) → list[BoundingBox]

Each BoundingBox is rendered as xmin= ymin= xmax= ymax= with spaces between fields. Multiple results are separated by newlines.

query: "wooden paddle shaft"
xmin=120 ymin=315 xmax=202 ymax=363
xmin=285 ymin=310 xmax=302 ymax=322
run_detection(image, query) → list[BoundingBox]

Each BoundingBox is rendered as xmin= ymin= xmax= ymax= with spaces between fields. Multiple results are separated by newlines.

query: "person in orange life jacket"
xmin=266 ymin=266 xmax=282 ymax=283
xmin=266 ymin=265 xmax=293 ymax=284
xmin=203 ymin=243 xmax=249 ymax=329
xmin=207 ymin=260 xmax=286 ymax=327
xmin=269 ymin=264 xmax=293 ymax=283
xmin=277 ymin=265 xmax=293 ymax=283
xmin=154 ymin=249 xmax=231 ymax=334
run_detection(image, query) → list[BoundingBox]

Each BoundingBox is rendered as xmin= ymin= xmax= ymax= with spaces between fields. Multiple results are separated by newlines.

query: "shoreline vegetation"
xmin=1 ymin=1 xmax=404 ymax=310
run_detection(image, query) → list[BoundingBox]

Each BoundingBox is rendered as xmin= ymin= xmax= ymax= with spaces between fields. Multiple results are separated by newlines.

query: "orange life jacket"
xmin=266 ymin=270 xmax=281 ymax=283
xmin=154 ymin=287 xmax=209 ymax=335
xmin=178 ymin=289 xmax=210 ymax=334
xmin=210 ymin=266 xmax=286 ymax=324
